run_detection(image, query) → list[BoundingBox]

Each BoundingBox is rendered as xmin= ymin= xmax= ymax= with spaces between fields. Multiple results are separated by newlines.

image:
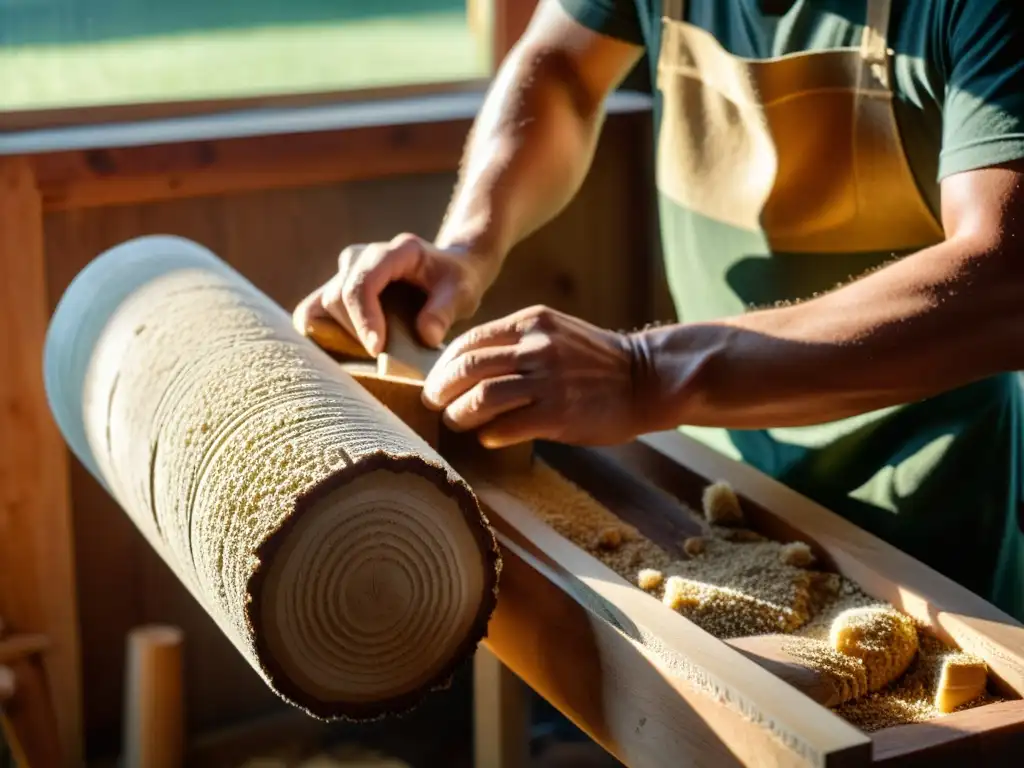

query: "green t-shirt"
xmin=557 ymin=0 xmax=1024 ymax=619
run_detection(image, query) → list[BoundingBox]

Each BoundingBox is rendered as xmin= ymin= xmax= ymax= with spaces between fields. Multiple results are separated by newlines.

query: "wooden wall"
xmin=39 ymin=111 xmax=660 ymax=757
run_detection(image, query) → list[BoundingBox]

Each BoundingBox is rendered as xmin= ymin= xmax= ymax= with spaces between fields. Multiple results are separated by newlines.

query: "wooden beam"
xmin=0 ymin=156 xmax=83 ymax=765
xmin=30 ymin=117 xmax=473 ymax=212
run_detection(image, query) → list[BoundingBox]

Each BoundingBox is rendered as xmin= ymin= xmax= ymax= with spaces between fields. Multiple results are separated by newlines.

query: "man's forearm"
xmin=435 ymin=37 xmax=611 ymax=270
xmin=632 ymin=237 xmax=1024 ymax=431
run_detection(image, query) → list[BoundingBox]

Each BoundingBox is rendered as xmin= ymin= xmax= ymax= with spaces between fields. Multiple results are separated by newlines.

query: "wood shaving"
xmin=493 ymin=460 xmax=1005 ymax=732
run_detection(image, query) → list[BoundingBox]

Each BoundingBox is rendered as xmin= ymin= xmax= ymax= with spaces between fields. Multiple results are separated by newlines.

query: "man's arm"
xmin=436 ymin=0 xmax=643 ymax=263
xmin=634 ymin=161 xmax=1024 ymax=430
xmin=295 ymin=0 xmax=642 ymax=353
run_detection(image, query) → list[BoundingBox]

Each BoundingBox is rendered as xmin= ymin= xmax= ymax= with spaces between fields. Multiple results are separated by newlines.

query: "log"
xmin=42 ymin=235 xmax=500 ymax=719
xmin=123 ymin=625 xmax=185 ymax=768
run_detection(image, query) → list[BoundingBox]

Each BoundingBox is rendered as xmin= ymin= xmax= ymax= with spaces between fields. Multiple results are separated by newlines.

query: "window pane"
xmin=0 ymin=1 xmax=490 ymax=112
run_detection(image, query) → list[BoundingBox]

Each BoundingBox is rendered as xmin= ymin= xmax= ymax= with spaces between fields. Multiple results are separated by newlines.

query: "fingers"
xmin=429 ymin=312 xmax=528 ymax=375
xmin=423 ymin=343 xmax=524 ymax=408
xmin=477 ymin=404 xmax=559 ymax=449
xmin=441 ymin=375 xmax=536 ymax=434
xmin=417 ymin=279 xmax=461 ymax=349
xmin=322 ymin=236 xmax=426 ymax=355
xmin=293 ymin=286 xmax=329 ymax=332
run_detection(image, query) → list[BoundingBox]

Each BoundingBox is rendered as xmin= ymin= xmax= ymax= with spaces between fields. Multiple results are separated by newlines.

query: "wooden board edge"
xmin=637 ymin=430 xmax=1024 ymax=700
xmin=473 ymin=475 xmax=872 ymax=768
xmin=869 ymin=699 xmax=1024 ymax=765
xmin=0 ymin=156 xmax=84 ymax=765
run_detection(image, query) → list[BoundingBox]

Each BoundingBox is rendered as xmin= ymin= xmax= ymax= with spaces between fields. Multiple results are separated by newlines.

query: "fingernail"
xmin=421 ymin=317 xmax=445 ymax=348
xmin=364 ymin=331 xmax=380 ymax=355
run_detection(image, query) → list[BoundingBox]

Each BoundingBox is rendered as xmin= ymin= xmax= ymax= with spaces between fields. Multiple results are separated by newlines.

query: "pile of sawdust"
xmin=495 ymin=460 xmax=1002 ymax=732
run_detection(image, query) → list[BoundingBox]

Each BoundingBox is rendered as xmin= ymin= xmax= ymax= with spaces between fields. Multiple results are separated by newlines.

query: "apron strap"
xmin=860 ymin=0 xmax=892 ymax=88
xmin=663 ymin=0 xmax=685 ymax=21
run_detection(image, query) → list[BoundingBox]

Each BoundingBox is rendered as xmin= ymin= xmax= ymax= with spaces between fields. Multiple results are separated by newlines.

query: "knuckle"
xmin=519 ymin=305 xmax=557 ymax=334
xmin=342 ymin=271 xmax=370 ymax=305
xmin=338 ymin=244 xmax=363 ymax=271
xmin=454 ymin=351 xmax=480 ymax=382
xmin=390 ymin=232 xmax=421 ymax=250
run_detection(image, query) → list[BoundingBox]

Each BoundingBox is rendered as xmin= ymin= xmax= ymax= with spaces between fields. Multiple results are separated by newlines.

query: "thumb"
xmin=416 ymin=279 xmax=461 ymax=348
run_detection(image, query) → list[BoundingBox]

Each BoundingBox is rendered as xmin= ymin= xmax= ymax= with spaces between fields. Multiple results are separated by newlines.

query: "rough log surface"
xmin=42 ymin=235 xmax=499 ymax=719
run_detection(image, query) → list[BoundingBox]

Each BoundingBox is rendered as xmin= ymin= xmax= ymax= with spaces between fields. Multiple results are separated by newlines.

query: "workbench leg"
xmin=0 ymin=156 xmax=84 ymax=765
xmin=473 ymin=644 xmax=529 ymax=768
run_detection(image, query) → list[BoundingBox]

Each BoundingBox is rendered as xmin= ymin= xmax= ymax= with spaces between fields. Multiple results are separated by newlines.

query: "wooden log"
xmin=0 ymin=155 xmax=83 ymax=765
xmin=42 ymin=235 xmax=500 ymax=719
xmin=123 ymin=625 xmax=185 ymax=768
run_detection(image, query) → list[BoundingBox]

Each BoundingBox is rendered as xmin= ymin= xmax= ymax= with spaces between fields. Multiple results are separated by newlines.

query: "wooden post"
xmin=473 ymin=645 xmax=529 ymax=768
xmin=123 ymin=625 xmax=185 ymax=768
xmin=0 ymin=156 xmax=83 ymax=765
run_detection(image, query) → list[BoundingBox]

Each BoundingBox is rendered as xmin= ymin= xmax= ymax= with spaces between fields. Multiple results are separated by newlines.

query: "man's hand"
xmin=293 ymin=233 xmax=498 ymax=356
xmin=422 ymin=305 xmax=641 ymax=448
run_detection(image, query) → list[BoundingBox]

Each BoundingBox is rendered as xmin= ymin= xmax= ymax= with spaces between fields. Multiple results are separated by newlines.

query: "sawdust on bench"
xmin=494 ymin=460 xmax=1002 ymax=732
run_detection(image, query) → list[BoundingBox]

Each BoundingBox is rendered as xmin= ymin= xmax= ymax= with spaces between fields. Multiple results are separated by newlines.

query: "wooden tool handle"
xmin=375 ymin=282 xmax=444 ymax=380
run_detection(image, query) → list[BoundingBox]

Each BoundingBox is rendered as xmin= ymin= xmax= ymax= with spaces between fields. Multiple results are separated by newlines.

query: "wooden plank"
xmin=471 ymin=473 xmax=872 ymax=768
xmin=0 ymin=156 xmax=83 ymax=765
xmin=30 ymin=118 xmax=473 ymax=211
xmin=871 ymin=700 xmax=1024 ymax=766
xmin=638 ymin=430 xmax=1024 ymax=701
xmin=473 ymin=645 xmax=529 ymax=768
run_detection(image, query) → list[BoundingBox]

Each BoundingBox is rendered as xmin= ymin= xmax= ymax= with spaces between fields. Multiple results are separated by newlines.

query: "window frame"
xmin=0 ymin=1 xmax=539 ymax=133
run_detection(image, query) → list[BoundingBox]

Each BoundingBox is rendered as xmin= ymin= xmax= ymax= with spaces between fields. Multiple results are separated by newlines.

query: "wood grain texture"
xmin=871 ymin=700 xmax=1024 ymax=766
xmin=0 ymin=156 xmax=83 ymax=765
xmin=31 ymin=119 xmax=473 ymax=212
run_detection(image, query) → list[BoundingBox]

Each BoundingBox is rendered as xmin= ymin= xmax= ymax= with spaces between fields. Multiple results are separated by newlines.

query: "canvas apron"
xmin=655 ymin=0 xmax=1024 ymax=618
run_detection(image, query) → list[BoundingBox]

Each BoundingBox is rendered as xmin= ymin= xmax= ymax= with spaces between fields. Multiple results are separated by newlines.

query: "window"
xmin=0 ymin=1 xmax=510 ymax=118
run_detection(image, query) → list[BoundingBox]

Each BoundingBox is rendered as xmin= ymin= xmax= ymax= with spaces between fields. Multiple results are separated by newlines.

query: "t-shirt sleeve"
xmin=556 ymin=0 xmax=645 ymax=46
xmin=938 ymin=0 xmax=1024 ymax=179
